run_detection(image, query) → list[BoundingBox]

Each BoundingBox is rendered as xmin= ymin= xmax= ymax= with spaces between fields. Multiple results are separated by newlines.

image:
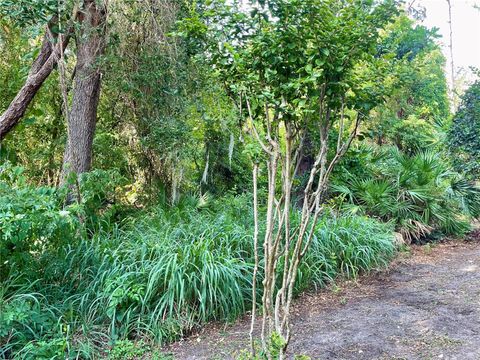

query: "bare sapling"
xmin=247 ymin=93 xmax=361 ymax=359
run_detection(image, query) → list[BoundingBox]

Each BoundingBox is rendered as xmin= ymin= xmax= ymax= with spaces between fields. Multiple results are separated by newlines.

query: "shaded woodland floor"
xmin=164 ymin=236 xmax=480 ymax=359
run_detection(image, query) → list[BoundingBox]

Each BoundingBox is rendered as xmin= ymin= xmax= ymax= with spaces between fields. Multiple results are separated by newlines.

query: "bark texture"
xmin=244 ymin=91 xmax=361 ymax=359
xmin=62 ymin=0 xmax=107 ymax=178
xmin=0 ymin=19 xmax=70 ymax=141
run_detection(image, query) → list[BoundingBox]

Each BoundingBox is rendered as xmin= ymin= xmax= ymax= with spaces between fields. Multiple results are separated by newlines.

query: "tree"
xmin=0 ymin=0 xmax=107 ymax=181
xmin=61 ymin=0 xmax=106 ymax=178
xmin=448 ymin=78 xmax=480 ymax=178
xmin=185 ymin=0 xmax=397 ymax=356
xmin=365 ymin=15 xmax=450 ymax=153
xmin=96 ymin=0 xmax=248 ymax=200
xmin=446 ymin=0 xmax=457 ymax=109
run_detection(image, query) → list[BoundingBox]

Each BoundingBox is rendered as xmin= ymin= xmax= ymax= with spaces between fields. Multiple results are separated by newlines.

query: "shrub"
xmin=106 ymin=340 xmax=148 ymax=360
xmin=448 ymin=79 xmax=480 ymax=178
xmin=0 ymin=163 xmax=129 ymax=281
xmin=332 ymin=145 xmax=480 ymax=242
xmin=0 ymin=163 xmax=80 ymax=281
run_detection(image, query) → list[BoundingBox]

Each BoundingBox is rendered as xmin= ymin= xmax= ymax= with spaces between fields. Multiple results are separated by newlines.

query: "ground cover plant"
xmin=0 ymin=165 xmax=395 ymax=358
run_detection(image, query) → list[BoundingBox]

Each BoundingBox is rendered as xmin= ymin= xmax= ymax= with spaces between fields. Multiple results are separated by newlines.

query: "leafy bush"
xmin=0 ymin=163 xmax=128 ymax=282
xmin=106 ymin=340 xmax=148 ymax=360
xmin=0 ymin=277 xmax=77 ymax=360
xmin=77 ymin=168 xmax=129 ymax=232
xmin=332 ymin=145 xmax=480 ymax=242
xmin=448 ymin=78 xmax=480 ymax=178
xmin=0 ymin=163 xmax=79 ymax=281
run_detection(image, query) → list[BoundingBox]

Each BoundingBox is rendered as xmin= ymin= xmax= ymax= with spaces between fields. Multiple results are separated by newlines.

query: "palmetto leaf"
xmin=398 ymin=219 xmax=433 ymax=244
xmin=330 ymin=184 xmax=354 ymax=202
xmin=334 ymin=145 xmax=476 ymax=241
xmin=404 ymin=187 xmax=434 ymax=204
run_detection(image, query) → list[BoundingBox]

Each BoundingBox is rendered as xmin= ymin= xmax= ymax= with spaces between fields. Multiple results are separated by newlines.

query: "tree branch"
xmin=0 ymin=19 xmax=72 ymax=141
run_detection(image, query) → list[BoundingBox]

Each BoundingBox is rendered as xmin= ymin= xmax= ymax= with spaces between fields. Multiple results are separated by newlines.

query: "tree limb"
xmin=0 ymin=19 xmax=72 ymax=141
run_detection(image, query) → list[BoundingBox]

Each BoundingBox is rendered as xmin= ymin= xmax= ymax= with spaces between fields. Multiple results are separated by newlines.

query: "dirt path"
xmin=165 ymin=240 xmax=480 ymax=359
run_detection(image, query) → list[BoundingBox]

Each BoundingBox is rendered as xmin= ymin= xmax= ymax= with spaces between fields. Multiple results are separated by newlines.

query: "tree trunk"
xmin=0 ymin=19 xmax=70 ymax=141
xmin=294 ymin=133 xmax=315 ymax=207
xmin=446 ymin=0 xmax=456 ymax=109
xmin=62 ymin=0 xmax=106 ymax=179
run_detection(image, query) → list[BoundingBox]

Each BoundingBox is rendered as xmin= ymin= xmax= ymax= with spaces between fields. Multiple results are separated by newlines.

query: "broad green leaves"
xmin=364 ymin=15 xmax=450 ymax=153
xmin=448 ymin=78 xmax=480 ymax=178
xmin=184 ymin=0 xmax=398 ymax=132
xmin=0 ymin=0 xmax=63 ymax=28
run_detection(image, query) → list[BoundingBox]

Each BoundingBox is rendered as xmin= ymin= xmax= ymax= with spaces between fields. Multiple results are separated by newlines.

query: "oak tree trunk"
xmin=62 ymin=0 xmax=106 ymax=179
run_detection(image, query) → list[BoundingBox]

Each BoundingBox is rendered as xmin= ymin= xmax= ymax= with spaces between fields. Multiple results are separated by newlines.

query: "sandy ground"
xmin=164 ymin=237 xmax=480 ymax=359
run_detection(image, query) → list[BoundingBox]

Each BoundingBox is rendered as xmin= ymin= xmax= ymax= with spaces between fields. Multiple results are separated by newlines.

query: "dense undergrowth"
xmin=333 ymin=145 xmax=480 ymax=243
xmin=2 ymin=144 xmax=479 ymax=359
xmin=0 ymin=165 xmax=396 ymax=359
xmin=1 ymin=2 xmax=479 ymax=358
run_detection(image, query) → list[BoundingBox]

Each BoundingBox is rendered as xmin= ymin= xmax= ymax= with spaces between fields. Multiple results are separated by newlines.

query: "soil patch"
xmin=164 ymin=241 xmax=480 ymax=359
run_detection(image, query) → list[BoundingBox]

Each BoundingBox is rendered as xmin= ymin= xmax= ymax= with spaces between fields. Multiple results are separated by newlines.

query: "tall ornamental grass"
xmin=1 ymin=193 xmax=395 ymax=359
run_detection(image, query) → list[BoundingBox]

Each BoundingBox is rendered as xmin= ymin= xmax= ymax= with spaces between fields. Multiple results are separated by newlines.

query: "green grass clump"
xmin=299 ymin=215 xmax=395 ymax=292
xmin=1 ymin=193 xmax=395 ymax=359
xmin=89 ymin=200 xmax=255 ymax=342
